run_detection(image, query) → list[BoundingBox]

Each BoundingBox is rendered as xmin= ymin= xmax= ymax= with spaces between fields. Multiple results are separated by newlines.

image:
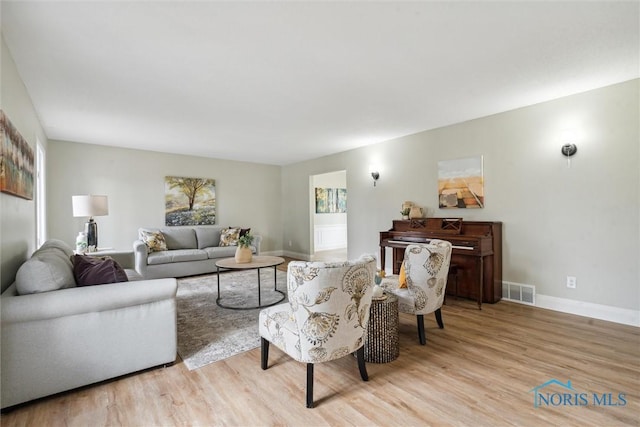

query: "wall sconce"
xmin=368 ymin=165 xmax=380 ymax=187
xmin=371 ymin=171 xmax=380 ymax=186
xmin=560 ymin=130 xmax=577 ymax=168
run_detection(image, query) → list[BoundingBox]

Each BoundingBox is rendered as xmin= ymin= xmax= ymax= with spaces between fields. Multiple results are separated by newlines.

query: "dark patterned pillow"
xmin=232 ymin=227 xmax=252 ymax=237
xmin=219 ymin=227 xmax=241 ymax=246
xmin=72 ymin=255 xmax=129 ymax=287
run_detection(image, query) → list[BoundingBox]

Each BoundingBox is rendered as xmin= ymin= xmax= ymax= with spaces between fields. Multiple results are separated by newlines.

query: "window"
xmin=36 ymin=140 xmax=46 ymax=247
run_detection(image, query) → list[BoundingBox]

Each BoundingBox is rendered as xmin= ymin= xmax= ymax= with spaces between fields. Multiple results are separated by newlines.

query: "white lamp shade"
xmin=72 ymin=195 xmax=109 ymax=217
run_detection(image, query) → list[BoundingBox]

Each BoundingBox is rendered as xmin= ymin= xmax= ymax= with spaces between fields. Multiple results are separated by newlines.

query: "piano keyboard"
xmin=387 ymin=239 xmax=474 ymax=251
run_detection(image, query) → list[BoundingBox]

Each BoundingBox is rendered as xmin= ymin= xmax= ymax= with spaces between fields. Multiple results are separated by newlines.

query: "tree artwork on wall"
xmin=0 ymin=110 xmax=34 ymax=200
xmin=315 ymin=187 xmax=347 ymax=213
xmin=165 ymin=176 xmax=216 ymax=226
xmin=438 ymin=156 xmax=484 ymax=209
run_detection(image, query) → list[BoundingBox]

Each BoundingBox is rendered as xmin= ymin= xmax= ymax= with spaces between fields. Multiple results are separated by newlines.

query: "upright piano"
xmin=379 ymin=218 xmax=502 ymax=308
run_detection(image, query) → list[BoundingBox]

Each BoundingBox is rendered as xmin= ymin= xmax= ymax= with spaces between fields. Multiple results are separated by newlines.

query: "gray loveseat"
xmin=1 ymin=239 xmax=177 ymax=409
xmin=133 ymin=226 xmax=261 ymax=280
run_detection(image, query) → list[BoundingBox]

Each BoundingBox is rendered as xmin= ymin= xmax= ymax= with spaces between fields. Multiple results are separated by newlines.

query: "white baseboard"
xmin=278 ymin=250 xmax=312 ymax=261
xmin=536 ymin=294 xmax=639 ymax=327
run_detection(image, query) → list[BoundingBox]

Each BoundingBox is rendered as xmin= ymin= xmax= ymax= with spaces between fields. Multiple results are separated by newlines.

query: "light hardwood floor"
xmin=2 ymin=298 xmax=638 ymax=426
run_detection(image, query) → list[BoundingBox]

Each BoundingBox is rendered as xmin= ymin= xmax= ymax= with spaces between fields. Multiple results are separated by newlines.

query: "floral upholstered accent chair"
xmin=380 ymin=240 xmax=452 ymax=345
xmin=259 ymin=254 xmax=377 ymax=408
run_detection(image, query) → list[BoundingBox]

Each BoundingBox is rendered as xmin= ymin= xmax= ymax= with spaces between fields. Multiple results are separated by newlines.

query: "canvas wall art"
xmin=438 ymin=156 xmax=484 ymax=208
xmin=165 ymin=176 xmax=216 ymax=226
xmin=1 ymin=110 xmax=34 ymax=200
xmin=315 ymin=187 xmax=347 ymax=213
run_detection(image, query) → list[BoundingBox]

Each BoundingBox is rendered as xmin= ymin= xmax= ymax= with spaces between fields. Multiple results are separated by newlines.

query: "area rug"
xmin=176 ymin=268 xmax=287 ymax=370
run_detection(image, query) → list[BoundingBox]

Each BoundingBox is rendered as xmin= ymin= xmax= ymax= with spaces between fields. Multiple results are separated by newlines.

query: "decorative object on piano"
xmin=438 ymin=156 xmax=484 ymax=209
xmin=409 ymin=206 xmax=423 ymax=219
xmin=401 ymin=201 xmax=418 ymax=219
xmin=314 ymin=187 xmax=347 ymax=213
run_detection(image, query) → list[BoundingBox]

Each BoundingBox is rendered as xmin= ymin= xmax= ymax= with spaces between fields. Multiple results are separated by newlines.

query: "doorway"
xmin=311 ymin=170 xmax=347 ymax=262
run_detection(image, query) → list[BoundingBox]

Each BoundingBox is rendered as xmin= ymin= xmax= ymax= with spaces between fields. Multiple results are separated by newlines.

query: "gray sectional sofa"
xmin=1 ymin=239 xmax=177 ymax=409
xmin=133 ymin=226 xmax=261 ymax=279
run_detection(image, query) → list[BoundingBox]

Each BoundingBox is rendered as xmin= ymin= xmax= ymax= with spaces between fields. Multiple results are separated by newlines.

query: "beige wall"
xmin=0 ymin=36 xmax=48 ymax=292
xmin=47 ymin=141 xmax=283 ymax=254
xmin=282 ymin=79 xmax=640 ymax=315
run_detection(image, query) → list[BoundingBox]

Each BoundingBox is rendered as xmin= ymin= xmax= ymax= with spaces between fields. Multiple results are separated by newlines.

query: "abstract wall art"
xmin=0 ymin=110 xmax=34 ymax=200
xmin=315 ymin=187 xmax=347 ymax=213
xmin=438 ymin=156 xmax=484 ymax=209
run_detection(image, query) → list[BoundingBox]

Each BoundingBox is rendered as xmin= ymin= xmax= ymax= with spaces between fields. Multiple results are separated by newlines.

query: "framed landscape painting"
xmin=165 ymin=176 xmax=216 ymax=226
xmin=0 ymin=110 xmax=34 ymax=200
xmin=438 ymin=156 xmax=484 ymax=209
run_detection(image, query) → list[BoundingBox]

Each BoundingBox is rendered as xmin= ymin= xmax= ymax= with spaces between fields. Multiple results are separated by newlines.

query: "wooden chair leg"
xmin=306 ymin=363 xmax=314 ymax=408
xmin=356 ymin=346 xmax=369 ymax=381
xmin=261 ymin=338 xmax=269 ymax=370
xmin=435 ymin=308 xmax=444 ymax=329
xmin=417 ymin=314 xmax=426 ymax=345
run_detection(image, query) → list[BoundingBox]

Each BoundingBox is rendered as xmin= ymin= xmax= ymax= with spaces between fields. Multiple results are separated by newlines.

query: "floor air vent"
xmin=502 ymin=281 xmax=535 ymax=305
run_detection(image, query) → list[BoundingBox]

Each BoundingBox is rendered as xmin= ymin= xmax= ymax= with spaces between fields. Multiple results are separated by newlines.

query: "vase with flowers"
xmin=235 ymin=232 xmax=254 ymax=263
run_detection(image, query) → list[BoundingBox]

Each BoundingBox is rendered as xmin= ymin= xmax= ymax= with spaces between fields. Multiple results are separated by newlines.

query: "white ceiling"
xmin=2 ymin=1 xmax=638 ymax=166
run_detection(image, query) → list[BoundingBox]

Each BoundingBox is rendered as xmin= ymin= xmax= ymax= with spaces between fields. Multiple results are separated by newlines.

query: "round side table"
xmin=364 ymin=293 xmax=399 ymax=363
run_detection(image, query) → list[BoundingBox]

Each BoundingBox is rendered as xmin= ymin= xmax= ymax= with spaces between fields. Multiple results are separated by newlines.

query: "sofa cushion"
xmin=161 ymin=228 xmax=197 ymax=250
xmin=147 ymin=249 xmax=208 ymax=265
xmin=204 ymin=246 xmax=238 ymax=259
xmin=72 ymin=255 xmax=129 ymax=287
xmin=15 ymin=244 xmax=76 ymax=295
xmin=195 ymin=226 xmax=222 ymax=249
xmin=139 ymin=229 xmax=168 ymax=252
xmin=219 ymin=227 xmax=240 ymax=246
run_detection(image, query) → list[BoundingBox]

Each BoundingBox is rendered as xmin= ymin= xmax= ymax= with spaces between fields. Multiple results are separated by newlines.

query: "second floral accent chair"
xmin=259 ymin=254 xmax=377 ymax=408
xmin=380 ymin=240 xmax=452 ymax=345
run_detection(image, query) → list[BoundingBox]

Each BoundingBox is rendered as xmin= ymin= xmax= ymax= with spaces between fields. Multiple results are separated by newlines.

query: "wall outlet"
xmin=566 ymin=276 xmax=577 ymax=289
xmin=288 ymin=240 xmax=292 ymax=247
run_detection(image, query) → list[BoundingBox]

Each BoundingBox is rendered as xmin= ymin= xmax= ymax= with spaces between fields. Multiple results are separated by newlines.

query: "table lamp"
xmin=72 ymin=195 xmax=109 ymax=249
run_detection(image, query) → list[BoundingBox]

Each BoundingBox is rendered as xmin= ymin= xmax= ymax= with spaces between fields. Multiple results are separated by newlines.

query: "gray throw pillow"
xmin=15 ymin=254 xmax=76 ymax=295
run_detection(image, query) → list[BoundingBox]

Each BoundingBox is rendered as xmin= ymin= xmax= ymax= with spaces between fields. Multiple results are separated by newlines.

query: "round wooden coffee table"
xmin=215 ymin=256 xmax=286 ymax=310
